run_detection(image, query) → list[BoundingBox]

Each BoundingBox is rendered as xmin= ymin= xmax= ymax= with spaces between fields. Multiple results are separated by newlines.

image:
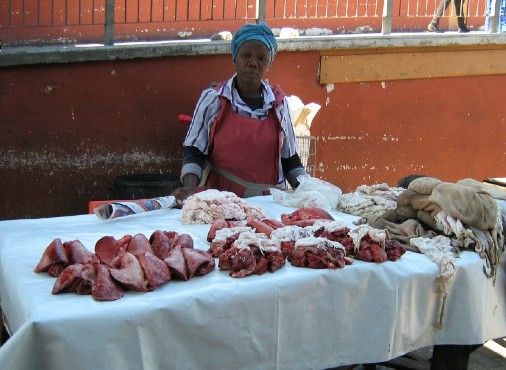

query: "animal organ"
xmin=281 ymin=207 xmax=335 ymax=226
xmin=36 ymin=230 xmax=215 ymax=301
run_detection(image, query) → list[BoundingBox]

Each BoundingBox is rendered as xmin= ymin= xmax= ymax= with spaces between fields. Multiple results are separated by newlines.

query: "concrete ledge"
xmin=1 ymin=32 xmax=506 ymax=67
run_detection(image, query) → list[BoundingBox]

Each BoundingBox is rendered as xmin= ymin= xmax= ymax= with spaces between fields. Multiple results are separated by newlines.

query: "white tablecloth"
xmin=0 ymin=195 xmax=505 ymax=370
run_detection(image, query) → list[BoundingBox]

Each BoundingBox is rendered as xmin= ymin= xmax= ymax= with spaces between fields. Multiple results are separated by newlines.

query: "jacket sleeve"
xmin=180 ymin=88 xmax=222 ymax=182
xmin=282 ymin=153 xmax=309 ymax=188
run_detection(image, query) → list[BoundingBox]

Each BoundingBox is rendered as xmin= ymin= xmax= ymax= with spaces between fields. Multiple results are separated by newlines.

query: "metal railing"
xmin=0 ymin=0 xmax=504 ymax=46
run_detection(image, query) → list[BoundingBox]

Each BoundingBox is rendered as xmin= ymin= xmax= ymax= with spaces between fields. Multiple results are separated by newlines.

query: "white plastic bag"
xmin=270 ymin=188 xmax=330 ymax=209
xmin=286 ymin=95 xmax=321 ymax=137
xmin=270 ymin=176 xmax=342 ymax=210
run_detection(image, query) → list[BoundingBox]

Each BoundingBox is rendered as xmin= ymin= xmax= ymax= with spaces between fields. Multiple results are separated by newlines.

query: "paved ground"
xmin=468 ymin=338 xmax=506 ymax=370
xmin=351 ymin=337 xmax=506 ymax=370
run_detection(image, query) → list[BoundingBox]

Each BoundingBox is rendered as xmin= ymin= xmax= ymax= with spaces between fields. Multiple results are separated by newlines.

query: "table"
xmin=0 ymin=195 xmax=505 ymax=370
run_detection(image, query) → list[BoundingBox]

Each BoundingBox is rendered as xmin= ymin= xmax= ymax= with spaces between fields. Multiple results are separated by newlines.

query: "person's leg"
xmin=455 ymin=0 xmax=470 ymax=32
xmin=428 ymin=0 xmax=452 ymax=32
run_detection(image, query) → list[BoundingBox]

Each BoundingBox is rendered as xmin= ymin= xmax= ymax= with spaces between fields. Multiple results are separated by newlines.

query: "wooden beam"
xmin=320 ymin=49 xmax=506 ymax=84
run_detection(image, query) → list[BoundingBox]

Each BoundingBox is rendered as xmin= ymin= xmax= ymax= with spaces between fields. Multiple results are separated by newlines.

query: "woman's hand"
xmin=171 ymin=186 xmax=196 ymax=208
xmin=171 ymin=173 xmax=199 ymax=208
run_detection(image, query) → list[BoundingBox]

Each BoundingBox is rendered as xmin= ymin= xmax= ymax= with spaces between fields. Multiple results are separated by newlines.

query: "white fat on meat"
xmin=180 ymin=189 xmax=266 ymax=224
xmin=213 ymin=227 xmax=255 ymax=243
xmin=232 ymin=231 xmax=280 ymax=253
xmin=270 ymin=225 xmax=317 ymax=243
xmin=294 ymin=236 xmax=345 ymax=251
xmin=269 ymin=221 xmax=350 ymax=245
xmin=349 ymin=225 xmax=387 ymax=253
xmin=313 ymin=220 xmax=350 ymax=233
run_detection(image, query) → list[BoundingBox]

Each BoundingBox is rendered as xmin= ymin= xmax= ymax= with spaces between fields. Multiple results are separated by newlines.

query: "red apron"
xmin=203 ymin=96 xmax=282 ymax=197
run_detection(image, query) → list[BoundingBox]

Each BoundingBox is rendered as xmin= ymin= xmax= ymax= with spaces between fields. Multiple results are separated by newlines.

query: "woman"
xmin=172 ymin=23 xmax=308 ymax=206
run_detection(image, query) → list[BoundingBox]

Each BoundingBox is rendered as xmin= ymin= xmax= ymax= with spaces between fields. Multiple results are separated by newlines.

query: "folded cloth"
xmin=375 ymin=176 xmax=504 ymax=281
xmin=367 ymin=177 xmax=506 ymax=327
xmin=366 ymin=215 xmax=437 ymax=248
xmin=397 ymin=177 xmax=499 ymax=232
xmin=337 ymin=183 xmax=403 ymax=217
xmin=407 ymin=176 xmax=442 ymax=195
xmin=430 ymin=181 xmax=498 ymax=231
xmin=93 ymin=196 xmax=176 ymax=221
xmin=457 ymin=178 xmax=506 ymax=201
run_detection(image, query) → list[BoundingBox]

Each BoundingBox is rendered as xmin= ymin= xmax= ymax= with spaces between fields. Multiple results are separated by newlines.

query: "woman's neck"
xmin=235 ymin=79 xmax=263 ymax=98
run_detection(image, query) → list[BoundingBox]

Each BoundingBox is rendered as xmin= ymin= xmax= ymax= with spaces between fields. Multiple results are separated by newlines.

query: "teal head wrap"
xmin=231 ymin=23 xmax=277 ymax=64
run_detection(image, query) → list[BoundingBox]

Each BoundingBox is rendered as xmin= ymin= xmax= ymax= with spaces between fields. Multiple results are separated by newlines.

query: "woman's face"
xmin=234 ymin=40 xmax=271 ymax=88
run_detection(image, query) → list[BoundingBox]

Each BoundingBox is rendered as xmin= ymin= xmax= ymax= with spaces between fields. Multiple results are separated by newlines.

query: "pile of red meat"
xmin=289 ymin=237 xmax=349 ymax=269
xmin=210 ymin=230 xmax=287 ymax=278
xmin=207 ymin=207 xmax=406 ymax=274
xmin=34 ymin=207 xmax=408 ymax=299
xmin=34 ymin=231 xmax=215 ymax=301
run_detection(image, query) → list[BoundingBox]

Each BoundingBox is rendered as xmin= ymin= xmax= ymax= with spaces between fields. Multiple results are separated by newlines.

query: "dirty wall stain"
xmin=0 ymin=149 xmax=179 ymax=170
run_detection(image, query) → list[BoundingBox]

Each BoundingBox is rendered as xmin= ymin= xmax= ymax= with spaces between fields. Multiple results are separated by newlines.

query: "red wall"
xmin=1 ymin=51 xmax=505 ymax=219
xmin=270 ymin=51 xmax=506 ymax=189
xmin=0 ymin=0 xmax=486 ymax=46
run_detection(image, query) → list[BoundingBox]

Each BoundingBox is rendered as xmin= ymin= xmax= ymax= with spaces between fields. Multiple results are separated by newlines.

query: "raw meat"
xmin=164 ymin=245 xmax=189 ymax=280
xmin=109 ymin=252 xmax=148 ymax=292
xmin=34 ymin=238 xmax=69 ymax=273
xmin=77 ymin=265 xmax=96 ymax=295
xmin=150 ymin=230 xmax=178 ymax=260
xmin=289 ymin=237 xmax=346 ymax=269
xmin=64 ymin=240 xmax=99 ymax=265
xmin=180 ymin=189 xmax=266 ymax=224
xmin=356 ymin=240 xmax=387 ymax=263
xmin=38 ymin=228 xmax=216 ymax=301
xmin=52 ymin=264 xmax=85 ymax=294
xmin=260 ymin=218 xmax=286 ymax=230
xmin=313 ymin=221 xmax=355 ymax=255
xmin=164 ymin=244 xmax=216 ymax=280
xmin=95 ymin=236 xmax=123 ymax=267
xmin=208 ymin=226 xmax=254 ymax=257
xmin=228 ymin=248 xmax=257 ymax=278
xmin=265 ymin=250 xmax=286 ymax=272
xmin=48 ymin=264 xmax=66 ymax=277
xmin=281 ymin=207 xmax=335 ymax=225
xmin=52 ymin=263 xmax=96 ymax=295
xmin=385 ymin=239 xmax=406 ymax=261
xmin=207 ymin=219 xmax=229 ymax=242
xmin=217 ymin=231 xmax=286 ymax=278
xmin=207 ymin=219 xmax=245 ymax=242
xmin=246 ymin=217 xmax=275 ymax=237
xmin=348 ymin=225 xmax=405 ymax=262
xmin=181 ymin=247 xmax=215 ymax=278
xmin=127 ymin=234 xmax=154 ymax=255
xmin=175 ymin=233 xmax=194 ymax=249
xmin=92 ymin=264 xmax=125 ymax=301
xmin=135 ymin=251 xmax=171 ymax=289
